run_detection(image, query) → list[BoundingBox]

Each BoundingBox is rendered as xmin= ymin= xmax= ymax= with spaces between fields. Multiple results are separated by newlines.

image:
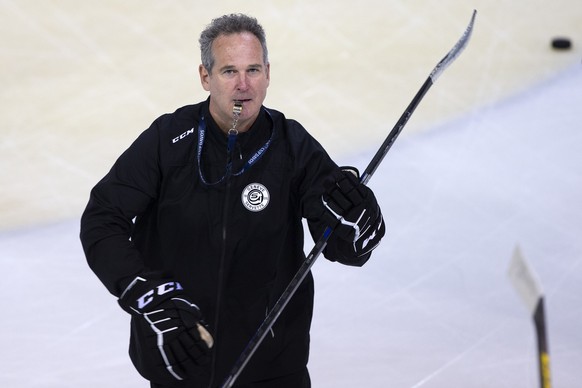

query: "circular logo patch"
xmin=241 ymin=183 xmax=270 ymax=212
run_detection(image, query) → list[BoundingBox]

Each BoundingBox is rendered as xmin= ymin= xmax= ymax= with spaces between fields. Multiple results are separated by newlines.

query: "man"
xmin=80 ymin=13 xmax=385 ymax=388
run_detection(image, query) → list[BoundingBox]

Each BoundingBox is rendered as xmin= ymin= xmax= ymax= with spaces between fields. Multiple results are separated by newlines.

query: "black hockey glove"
xmin=118 ymin=275 xmax=213 ymax=382
xmin=322 ymin=167 xmax=385 ymax=256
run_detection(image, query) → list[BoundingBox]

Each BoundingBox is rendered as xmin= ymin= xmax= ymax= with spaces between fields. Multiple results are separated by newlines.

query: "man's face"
xmin=199 ymin=32 xmax=270 ymax=133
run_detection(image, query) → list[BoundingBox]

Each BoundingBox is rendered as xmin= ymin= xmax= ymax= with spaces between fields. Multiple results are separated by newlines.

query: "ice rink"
xmin=1 ymin=1 xmax=581 ymax=387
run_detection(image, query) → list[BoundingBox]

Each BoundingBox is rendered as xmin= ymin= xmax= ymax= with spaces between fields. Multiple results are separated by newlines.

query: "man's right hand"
xmin=118 ymin=276 xmax=213 ymax=382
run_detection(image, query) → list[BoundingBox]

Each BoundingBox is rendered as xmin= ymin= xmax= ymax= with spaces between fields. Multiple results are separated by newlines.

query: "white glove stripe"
xmin=342 ymin=209 xmax=366 ymax=243
xmin=143 ymin=311 xmax=184 ymax=381
xmin=355 ymin=216 xmax=384 ymax=256
xmin=171 ymin=297 xmax=201 ymax=310
xmin=322 ymin=197 xmax=367 ymax=243
xmin=120 ymin=276 xmax=147 ymax=300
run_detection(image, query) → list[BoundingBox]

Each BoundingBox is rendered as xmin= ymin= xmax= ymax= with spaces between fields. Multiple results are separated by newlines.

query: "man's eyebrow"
xmin=218 ymin=64 xmax=264 ymax=72
xmin=218 ymin=65 xmax=236 ymax=72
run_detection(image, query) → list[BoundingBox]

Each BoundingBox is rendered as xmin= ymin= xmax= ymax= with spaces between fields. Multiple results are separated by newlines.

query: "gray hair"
xmin=199 ymin=13 xmax=269 ymax=73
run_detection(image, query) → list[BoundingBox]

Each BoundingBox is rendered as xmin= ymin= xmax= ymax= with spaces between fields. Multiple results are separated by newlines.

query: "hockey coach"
xmin=80 ymin=13 xmax=385 ymax=388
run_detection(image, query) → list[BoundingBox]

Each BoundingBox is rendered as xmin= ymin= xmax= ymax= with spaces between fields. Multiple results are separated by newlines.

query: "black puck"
xmin=551 ymin=37 xmax=572 ymax=50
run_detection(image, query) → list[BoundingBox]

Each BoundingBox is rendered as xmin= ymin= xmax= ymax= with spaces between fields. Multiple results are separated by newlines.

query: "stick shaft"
xmin=221 ymin=10 xmax=477 ymax=388
xmin=534 ymin=298 xmax=552 ymax=388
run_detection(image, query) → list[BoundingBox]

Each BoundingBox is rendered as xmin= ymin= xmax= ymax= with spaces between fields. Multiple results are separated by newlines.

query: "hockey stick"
xmin=508 ymin=246 xmax=552 ymax=388
xmin=220 ymin=10 xmax=477 ymax=388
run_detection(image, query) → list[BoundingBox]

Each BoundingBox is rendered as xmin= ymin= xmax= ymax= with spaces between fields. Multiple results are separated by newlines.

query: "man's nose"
xmin=236 ymin=73 xmax=249 ymax=91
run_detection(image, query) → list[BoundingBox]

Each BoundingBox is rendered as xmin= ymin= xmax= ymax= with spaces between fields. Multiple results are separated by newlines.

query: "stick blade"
xmin=508 ymin=246 xmax=552 ymax=388
xmin=430 ymin=9 xmax=477 ymax=82
xmin=508 ymin=245 xmax=543 ymax=314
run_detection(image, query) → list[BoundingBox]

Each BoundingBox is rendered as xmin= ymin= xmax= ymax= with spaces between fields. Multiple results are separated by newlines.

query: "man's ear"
xmin=199 ymin=65 xmax=210 ymax=91
xmin=265 ymin=63 xmax=270 ymax=86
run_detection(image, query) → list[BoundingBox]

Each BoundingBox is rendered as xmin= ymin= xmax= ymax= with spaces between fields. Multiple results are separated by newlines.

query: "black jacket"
xmin=80 ymin=100 xmax=373 ymax=386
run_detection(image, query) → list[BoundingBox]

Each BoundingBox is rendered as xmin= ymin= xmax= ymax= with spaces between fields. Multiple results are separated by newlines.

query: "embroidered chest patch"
xmin=241 ymin=183 xmax=270 ymax=212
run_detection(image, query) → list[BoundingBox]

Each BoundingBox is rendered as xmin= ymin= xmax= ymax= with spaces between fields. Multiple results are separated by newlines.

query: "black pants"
xmin=150 ymin=367 xmax=311 ymax=388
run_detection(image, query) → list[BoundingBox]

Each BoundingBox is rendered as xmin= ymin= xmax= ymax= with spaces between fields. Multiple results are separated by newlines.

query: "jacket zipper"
xmin=208 ymin=128 xmax=238 ymax=388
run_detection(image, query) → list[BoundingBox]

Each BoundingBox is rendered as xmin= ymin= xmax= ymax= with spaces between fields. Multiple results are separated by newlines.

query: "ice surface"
xmin=309 ymin=66 xmax=582 ymax=388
